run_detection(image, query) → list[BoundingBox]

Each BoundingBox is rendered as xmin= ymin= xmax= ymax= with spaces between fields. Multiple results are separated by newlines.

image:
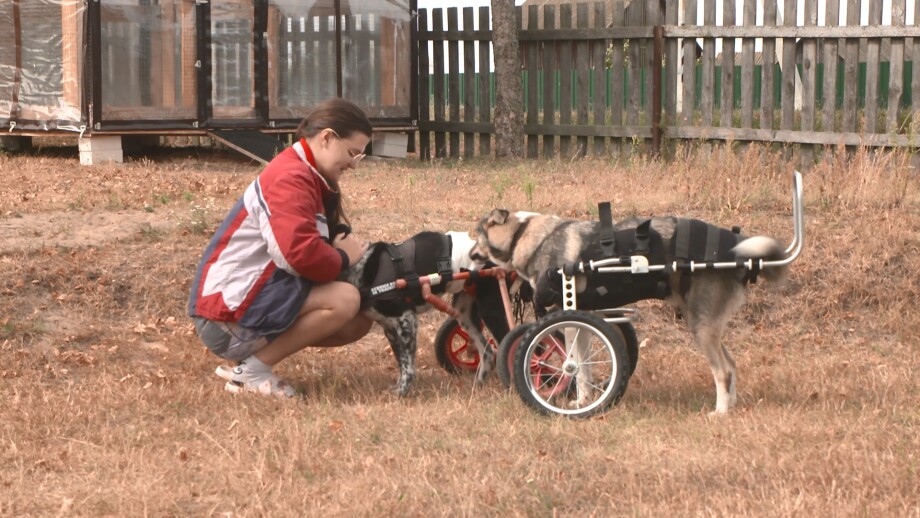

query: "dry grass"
xmin=1 ymin=142 xmax=919 ymax=516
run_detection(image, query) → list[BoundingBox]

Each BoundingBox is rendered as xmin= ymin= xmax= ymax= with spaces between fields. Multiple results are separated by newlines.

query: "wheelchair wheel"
xmin=512 ymin=310 xmax=629 ymax=418
xmin=434 ymin=318 xmax=496 ymax=375
xmin=496 ymin=323 xmax=535 ymax=389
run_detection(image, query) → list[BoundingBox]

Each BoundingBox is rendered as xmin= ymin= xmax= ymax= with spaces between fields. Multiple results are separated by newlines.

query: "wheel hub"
xmin=562 ymin=360 xmax=579 ymax=376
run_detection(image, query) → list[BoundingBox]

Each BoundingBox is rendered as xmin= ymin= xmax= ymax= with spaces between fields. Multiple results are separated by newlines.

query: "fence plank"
xmin=664 ymin=0 xmax=679 ymax=126
xmin=626 ymin=0 xmax=643 ymax=152
xmin=740 ymin=0 xmax=755 ymax=128
xmin=780 ymin=0 xmax=796 ymax=132
xmin=575 ymin=3 xmax=590 ymax=157
xmin=913 ymin=4 xmax=920 ymax=133
xmin=842 ymin=0 xmax=859 ymax=132
xmin=864 ymin=0 xmax=883 ymax=133
xmin=801 ymin=1 xmax=817 ymax=162
xmin=761 ymin=0 xmax=777 ymax=130
xmin=526 ymin=4 xmax=539 ymax=158
xmin=477 ymin=6 xmax=491 ymax=156
xmin=645 ymin=0 xmax=660 ymax=152
xmin=680 ymin=0 xmax=697 ymax=125
xmin=432 ymin=9 xmax=446 ymax=158
xmin=720 ymin=0 xmax=735 ymax=128
xmin=887 ymin=0 xmax=905 ymax=133
xmin=592 ymin=1 xmax=607 ymax=155
xmin=447 ymin=8 xmax=461 ymax=157
xmin=700 ymin=0 xmax=716 ymax=126
xmin=543 ymin=5 xmax=556 ymax=158
xmin=822 ymin=0 xmax=840 ymax=133
xmin=418 ymin=9 xmax=430 ymax=160
xmin=558 ymin=4 xmax=573 ymax=156
xmin=610 ymin=1 xmax=626 ymax=156
xmin=463 ymin=7 xmax=475 ymax=158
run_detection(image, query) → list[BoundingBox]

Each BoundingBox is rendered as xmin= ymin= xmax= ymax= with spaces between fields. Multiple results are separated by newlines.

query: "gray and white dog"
xmin=471 ymin=209 xmax=789 ymax=414
xmin=340 ymin=231 xmax=510 ymax=396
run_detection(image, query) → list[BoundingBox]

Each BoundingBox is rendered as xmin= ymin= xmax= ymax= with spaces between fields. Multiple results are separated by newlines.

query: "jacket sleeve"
xmin=252 ymin=162 xmax=346 ymax=283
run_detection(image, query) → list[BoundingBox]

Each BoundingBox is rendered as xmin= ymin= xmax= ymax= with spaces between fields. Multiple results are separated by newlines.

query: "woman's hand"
xmin=333 ymin=233 xmax=368 ymax=265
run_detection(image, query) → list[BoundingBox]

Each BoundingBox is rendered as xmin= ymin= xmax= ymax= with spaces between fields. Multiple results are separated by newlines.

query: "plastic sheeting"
xmin=269 ymin=0 xmax=412 ymax=120
xmin=1 ymin=0 xmax=84 ymax=131
xmin=100 ymin=0 xmax=198 ymax=121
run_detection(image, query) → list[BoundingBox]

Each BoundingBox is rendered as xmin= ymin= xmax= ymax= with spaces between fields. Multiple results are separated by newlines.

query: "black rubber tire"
xmin=496 ymin=323 xmax=535 ymax=389
xmin=512 ymin=310 xmax=630 ymax=418
xmin=616 ymin=321 xmax=640 ymax=377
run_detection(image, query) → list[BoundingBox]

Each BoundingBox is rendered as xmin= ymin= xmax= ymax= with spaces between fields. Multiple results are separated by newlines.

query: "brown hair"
xmin=295 ymin=98 xmax=372 ymax=231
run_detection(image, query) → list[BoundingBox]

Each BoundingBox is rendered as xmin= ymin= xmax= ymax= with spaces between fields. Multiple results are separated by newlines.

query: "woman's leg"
xmin=253 ymin=281 xmax=366 ymax=366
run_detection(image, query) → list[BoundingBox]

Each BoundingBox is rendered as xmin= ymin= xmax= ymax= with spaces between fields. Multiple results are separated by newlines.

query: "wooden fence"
xmin=417 ymin=0 xmax=920 ymax=160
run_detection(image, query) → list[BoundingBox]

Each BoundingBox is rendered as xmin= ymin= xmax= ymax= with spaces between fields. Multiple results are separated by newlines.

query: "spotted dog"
xmin=340 ymin=231 xmax=510 ymax=396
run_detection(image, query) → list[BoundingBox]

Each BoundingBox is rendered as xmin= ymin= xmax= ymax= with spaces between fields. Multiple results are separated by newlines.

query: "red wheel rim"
xmin=446 ymin=326 xmax=480 ymax=371
xmin=446 ymin=324 xmax=497 ymax=372
xmin=527 ymin=335 xmax=573 ymax=398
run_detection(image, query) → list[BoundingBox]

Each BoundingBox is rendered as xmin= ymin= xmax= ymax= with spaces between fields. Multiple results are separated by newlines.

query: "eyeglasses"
xmin=328 ymin=129 xmax=366 ymax=165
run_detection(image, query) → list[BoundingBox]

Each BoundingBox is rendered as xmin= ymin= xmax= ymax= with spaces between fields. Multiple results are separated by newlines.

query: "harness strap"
xmin=634 ymin=219 xmax=651 ymax=256
xmin=597 ymin=202 xmax=616 ymax=257
xmin=436 ymin=233 xmax=453 ymax=276
xmin=385 ymin=243 xmax=406 ymax=279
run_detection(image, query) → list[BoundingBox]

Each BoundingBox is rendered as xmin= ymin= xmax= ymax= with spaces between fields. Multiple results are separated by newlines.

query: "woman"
xmin=188 ymin=98 xmax=373 ymax=397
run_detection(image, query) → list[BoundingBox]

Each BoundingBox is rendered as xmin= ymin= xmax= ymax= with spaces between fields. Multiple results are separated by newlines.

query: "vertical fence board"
xmin=664 ymin=0 xmax=679 ymax=125
xmin=447 ymin=8 xmax=461 ymax=157
xmin=418 ymin=9 xmax=430 ymax=160
xmin=780 ymin=0 xmax=796 ymax=132
xmin=740 ymin=0 xmax=755 ymax=128
xmin=700 ymin=0 xmax=716 ymax=126
xmin=575 ymin=3 xmax=589 ymax=157
xmin=626 ymin=0 xmax=643 ymax=138
xmin=610 ymin=1 xmax=626 ymax=156
xmin=477 ymin=6 xmax=491 ymax=156
xmin=842 ymin=0 xmax=859 ymax=132
xmin=720 ymin=0 xmax=735 ymax=128
xmin=543 ymin=5 xmax=556 ymax=158
xmin=761 ymin=0 xmax=777 ymax=130
xmin=681 ymin=0 xmax=697 ymax=125
xmin=463 ymin=7 xmax=475 ymax=158
xmin=644 ymin=0 xmax=659 ymax=151
xmin=432 ymin=9 xmax=445 ymax=158
xmin=526 ymin=4 xmax=539 ymax=158
xmin=801 ymin=1 xmax=817 ymax=162
xmin=822 ymin=0 xmax=840 ymax=133
xmin=592 ymin=2 xmax=607 ymax=155
xmin=887 ymin=0 xmax=905 ymax=133
xmin=864 ymin=0 xmax=883 ymax=133
xmin=558 ymin=4 xmax=573 ymax=155
xmin=913 ymin=5 xmax=920 ymax=133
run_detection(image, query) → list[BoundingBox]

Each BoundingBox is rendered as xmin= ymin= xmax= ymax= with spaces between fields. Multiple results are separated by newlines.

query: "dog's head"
xmin=471 ymin=209 xmax=538 ymax=268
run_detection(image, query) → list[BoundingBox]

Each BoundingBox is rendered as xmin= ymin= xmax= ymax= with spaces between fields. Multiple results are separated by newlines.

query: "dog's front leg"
xmin=452 ymin=293 xmax=495 ymax=384
xmin=380 ymin=313 xmax=418 ymax=396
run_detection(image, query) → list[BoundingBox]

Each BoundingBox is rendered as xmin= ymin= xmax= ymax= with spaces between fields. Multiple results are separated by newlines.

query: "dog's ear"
xmin=486 ymin=209 xmax=510 ymax=227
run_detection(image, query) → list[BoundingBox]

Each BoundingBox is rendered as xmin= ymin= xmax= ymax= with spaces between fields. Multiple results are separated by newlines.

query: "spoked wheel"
xmin=513 ymin=310 xmax=630 ymax=418
xmin=434 ymin=318 xmax=497 ymax=375
xmin=496 ymin=323 xmax=535 ymax=389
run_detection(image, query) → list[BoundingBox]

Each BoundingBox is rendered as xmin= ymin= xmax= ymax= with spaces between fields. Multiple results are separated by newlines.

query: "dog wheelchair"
xmin=504 ymin=171 xmax=806 ymax=418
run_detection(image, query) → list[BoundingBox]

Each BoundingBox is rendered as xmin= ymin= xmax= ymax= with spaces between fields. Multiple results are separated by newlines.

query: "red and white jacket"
xmin=188 ymin=140 xmax=348 ymax=334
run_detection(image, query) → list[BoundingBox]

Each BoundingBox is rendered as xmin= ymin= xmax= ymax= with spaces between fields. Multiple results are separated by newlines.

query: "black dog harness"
xmin=538 ymin=203 xmax=750 ymax=310
xmin=363 ymin=234 xmax=454 ymax=307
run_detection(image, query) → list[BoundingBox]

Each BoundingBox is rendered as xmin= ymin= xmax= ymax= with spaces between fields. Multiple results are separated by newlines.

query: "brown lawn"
xmin=1 ymin=141 xmax=918 ymax=516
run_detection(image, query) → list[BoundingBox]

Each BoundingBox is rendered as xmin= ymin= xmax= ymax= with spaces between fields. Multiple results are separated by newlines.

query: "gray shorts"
xmin=193 ymin=317 xmax=269 ymax=361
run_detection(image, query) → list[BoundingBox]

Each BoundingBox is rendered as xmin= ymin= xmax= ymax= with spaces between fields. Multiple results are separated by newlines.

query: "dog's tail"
xmin=732 ymin=236 xmax=789 ymax=284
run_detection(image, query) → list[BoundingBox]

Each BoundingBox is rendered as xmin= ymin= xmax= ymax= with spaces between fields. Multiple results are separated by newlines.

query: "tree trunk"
xmin=490 ymin=0 xmax=524 ymax=158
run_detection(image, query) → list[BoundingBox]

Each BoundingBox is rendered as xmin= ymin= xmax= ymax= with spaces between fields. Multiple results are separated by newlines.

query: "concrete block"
xmin=373 ymin=132 xmax=408 ymax=158
xmin=78 ymin=136 xmax=124 ymax=165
